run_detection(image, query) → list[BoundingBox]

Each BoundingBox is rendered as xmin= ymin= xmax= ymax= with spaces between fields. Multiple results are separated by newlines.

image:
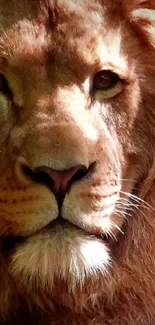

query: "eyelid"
xmin=94 ymin=61 xmax=131 ymax=83
xmin=94 ymin=81 xmax=123 ymax=100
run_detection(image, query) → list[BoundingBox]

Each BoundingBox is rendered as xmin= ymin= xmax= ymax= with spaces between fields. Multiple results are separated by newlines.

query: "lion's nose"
xmin=33 ymin=165 xmax=87 ymax=192
xmin=18 ymin=159 xmax=90 ymax=194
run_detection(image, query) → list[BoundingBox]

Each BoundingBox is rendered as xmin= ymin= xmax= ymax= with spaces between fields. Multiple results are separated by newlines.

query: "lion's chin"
xmin=7 ymin=221 xmax=110 ymax=292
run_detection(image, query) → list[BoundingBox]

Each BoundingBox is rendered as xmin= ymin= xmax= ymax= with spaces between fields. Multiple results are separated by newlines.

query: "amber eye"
xmin=93 ymin=70 xmax=119 ymax=91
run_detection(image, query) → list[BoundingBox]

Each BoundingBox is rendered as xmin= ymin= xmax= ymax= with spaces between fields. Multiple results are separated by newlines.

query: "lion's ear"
xmin=125 ymin=0 xmax=155 ymax=47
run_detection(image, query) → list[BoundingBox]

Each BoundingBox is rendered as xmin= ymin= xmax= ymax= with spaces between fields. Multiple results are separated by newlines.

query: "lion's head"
xmin=0 ymin=0 xmax=155 ymax=324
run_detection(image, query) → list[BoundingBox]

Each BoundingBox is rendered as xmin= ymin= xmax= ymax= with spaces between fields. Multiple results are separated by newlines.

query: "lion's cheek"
xmin=62 ymin=185 xmax=123 ymax=235
xmin=0 ymin=184 xmax=58 ymax=236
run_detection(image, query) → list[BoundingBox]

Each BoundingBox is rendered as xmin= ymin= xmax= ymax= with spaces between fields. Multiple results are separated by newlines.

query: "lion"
xmin=0 ymin=0 xmax=155 ymax=324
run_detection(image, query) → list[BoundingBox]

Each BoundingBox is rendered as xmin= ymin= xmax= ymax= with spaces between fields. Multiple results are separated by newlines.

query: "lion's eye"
xmin=0 ymin=74 xmax=12 ymax=98
xmin=93 ymin=70 xmax=123 ymax=99
xmin=93 ymin=70 xmax=119 ymax=90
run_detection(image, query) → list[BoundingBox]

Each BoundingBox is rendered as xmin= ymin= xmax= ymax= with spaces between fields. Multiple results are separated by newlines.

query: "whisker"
xmin=114 ymin=209 xmax=132 ymax=219
xmin=110 ymin=221 xmax=124 ymax=235
xmin=120 ymin=190 xmax=154 ymax=211
xmin=119 ymin=178 xmax=131 ymax=182
xmin=106 ymin=229 xmax=118 ymax=242
xmin=115 ymin=193 xmax=152 ymax=223
xmin=116 ymin=201 xmax=141 ymax=212
xmin=116 ymin=198 xmax=139 ymax=211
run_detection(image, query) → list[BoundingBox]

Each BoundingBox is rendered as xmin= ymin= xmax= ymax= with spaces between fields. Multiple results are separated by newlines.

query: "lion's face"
xmin=0 ymin=0 xmax=154 ymax=293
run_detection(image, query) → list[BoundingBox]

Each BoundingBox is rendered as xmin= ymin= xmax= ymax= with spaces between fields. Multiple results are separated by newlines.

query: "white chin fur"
xmin=10 ymin=225 xmax=110 ymax=290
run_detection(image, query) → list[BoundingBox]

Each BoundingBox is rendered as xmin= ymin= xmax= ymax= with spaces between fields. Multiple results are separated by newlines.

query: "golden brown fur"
xmin=1 ymin=0 xmax=155 ymax=324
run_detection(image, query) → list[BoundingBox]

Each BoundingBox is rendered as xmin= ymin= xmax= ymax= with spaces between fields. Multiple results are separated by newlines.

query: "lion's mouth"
xmin=2 ymin=217 xmax=109 ymax=253
xmin=2 ymin=163 xmax=116 ymax=251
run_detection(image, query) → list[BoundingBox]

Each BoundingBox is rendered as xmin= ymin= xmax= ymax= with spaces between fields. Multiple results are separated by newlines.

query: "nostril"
xmin=18 ymin=161 xmax=95 ymax=193
xmin=22 ymin=165 xmax=54 ymax=187
xmin=34 ymin=165 xmax=88 ymax=192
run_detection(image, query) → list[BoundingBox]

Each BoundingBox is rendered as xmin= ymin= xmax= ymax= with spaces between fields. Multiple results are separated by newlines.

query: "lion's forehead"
xmin=0 ymin=0 xmax=124 ymax=76
xmin=0 ymin=0 xmax=103 ymax=28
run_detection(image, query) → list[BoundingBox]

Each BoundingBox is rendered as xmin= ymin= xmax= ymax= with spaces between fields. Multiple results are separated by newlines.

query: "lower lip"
xmin=47 ymin=218 xmax=109 ymax=242
xmin=47 ymin=217 xmax=69 ymax=229
xmin=2 ymin=217 xmax=109 ymax=253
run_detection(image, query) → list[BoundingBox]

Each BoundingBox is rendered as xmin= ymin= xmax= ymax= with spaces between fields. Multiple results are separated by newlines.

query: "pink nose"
xmin=49 ymin=166 xmax=83 ymax=191
xmin=35 ymin=165 xmax=86 ymax=192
